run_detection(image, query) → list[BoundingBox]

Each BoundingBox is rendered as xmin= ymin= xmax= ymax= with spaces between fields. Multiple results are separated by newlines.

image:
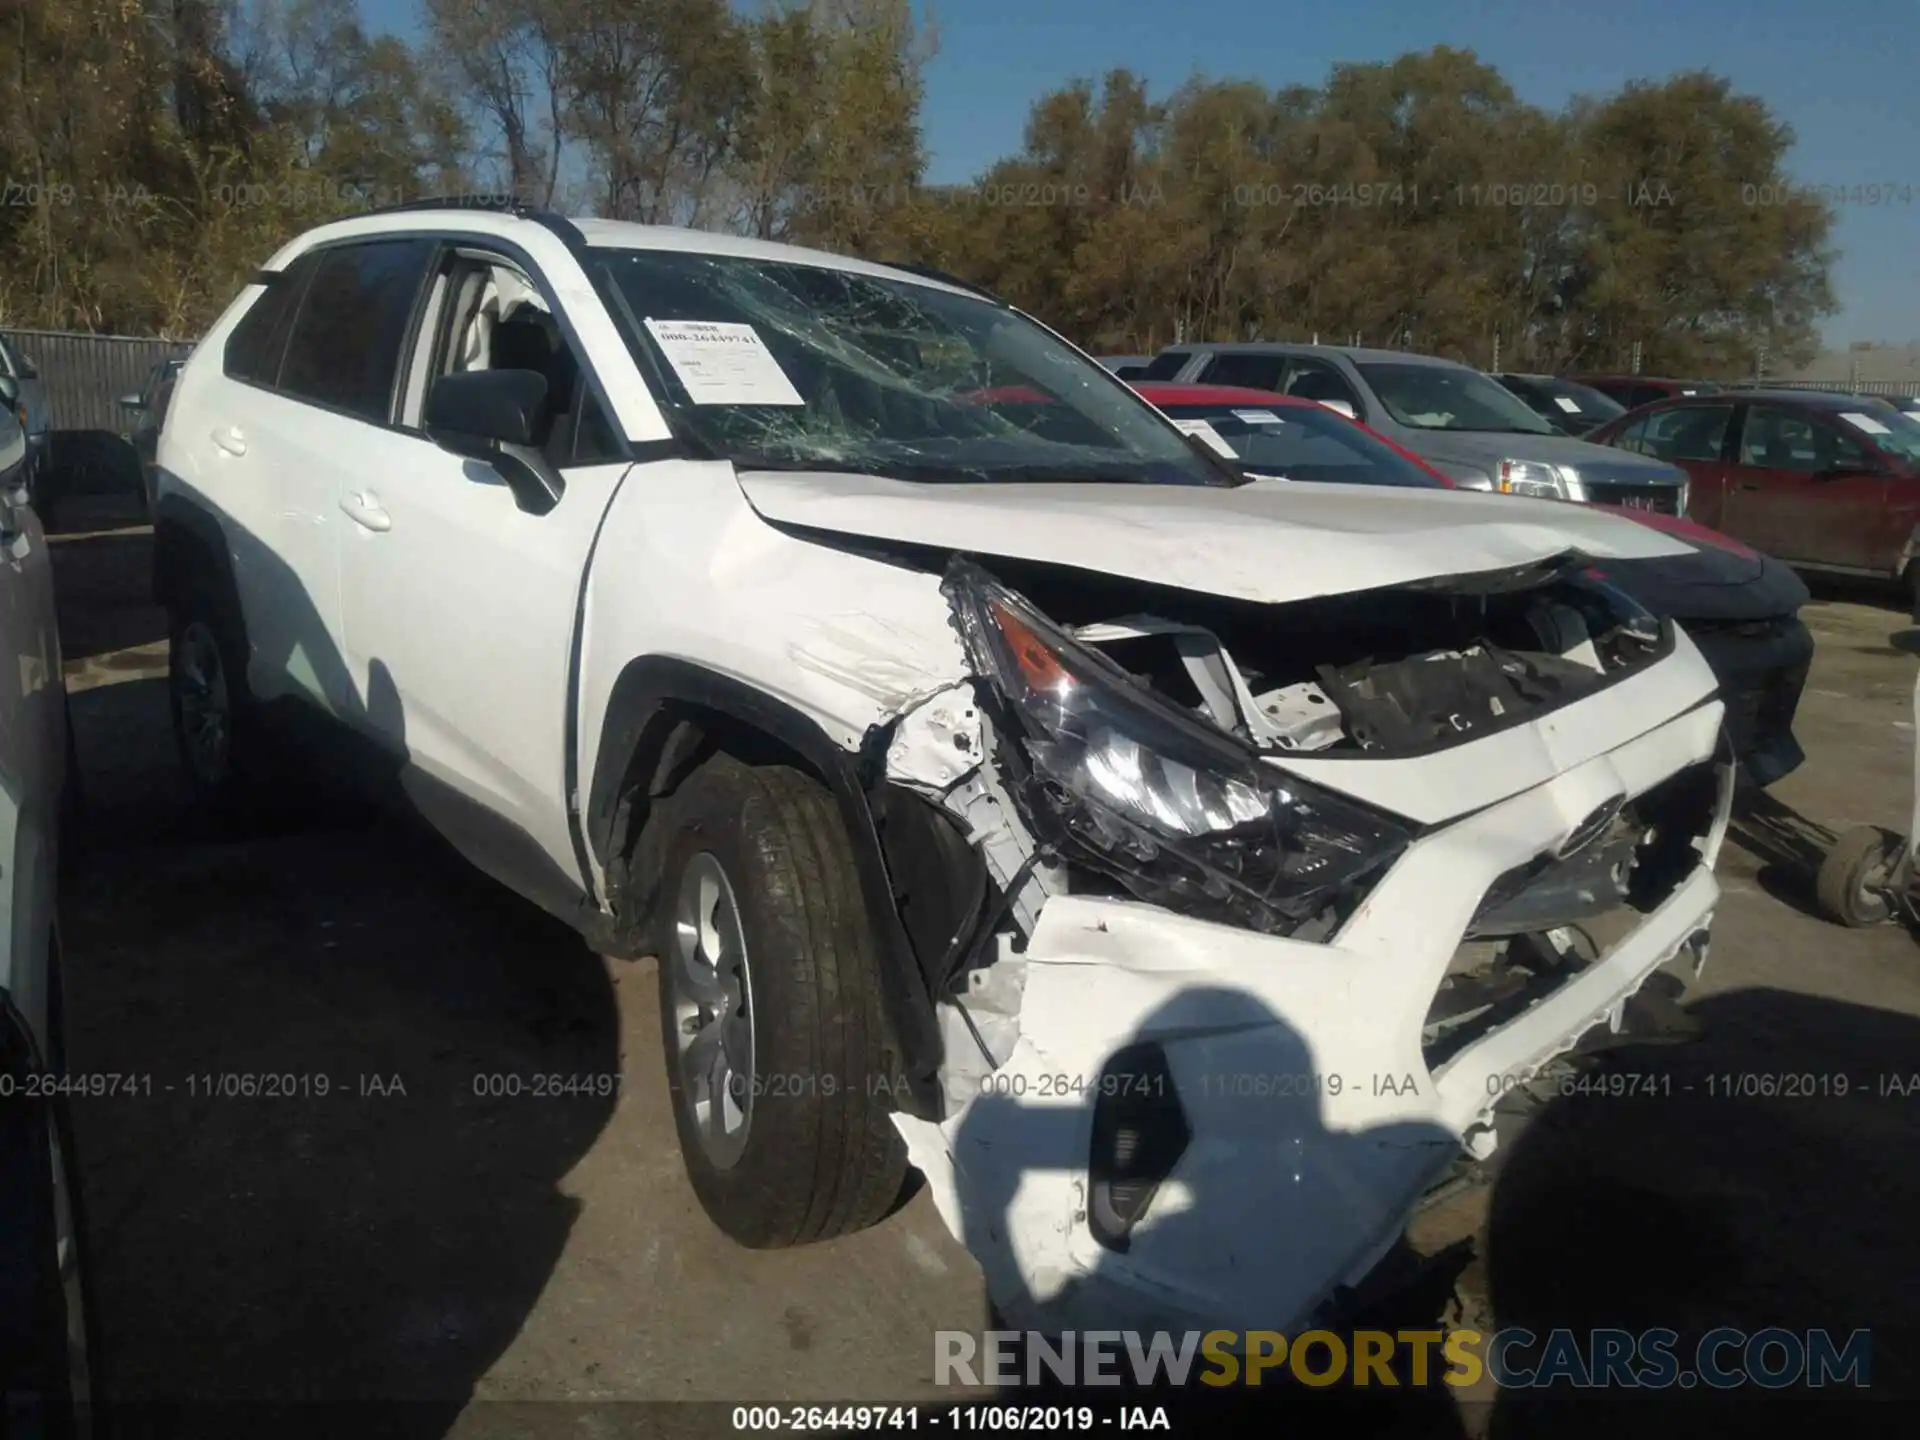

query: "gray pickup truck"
xmin=1141 ymin=342 xmax=1692 ymax=514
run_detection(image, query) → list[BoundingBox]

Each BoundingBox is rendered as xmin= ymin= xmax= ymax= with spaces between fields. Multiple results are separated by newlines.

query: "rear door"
xmin=1722 ymin=403 xmax=1888 ymax=569
xmin=204 ymin=238 xmax=436 ymax=716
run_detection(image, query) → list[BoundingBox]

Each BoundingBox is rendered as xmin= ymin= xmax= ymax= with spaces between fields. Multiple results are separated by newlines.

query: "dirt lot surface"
xmin=43 ymin=484 xmax=1920 ymax=1437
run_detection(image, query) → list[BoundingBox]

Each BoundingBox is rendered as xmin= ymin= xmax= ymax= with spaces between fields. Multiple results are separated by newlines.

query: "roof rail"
xmin=881 ymin=260 xmax=1002 ymax=301
xmin=342 ymin=193 xmax=588 ymax=249
xmin=357 ymin=193 xmax=536 ymax=217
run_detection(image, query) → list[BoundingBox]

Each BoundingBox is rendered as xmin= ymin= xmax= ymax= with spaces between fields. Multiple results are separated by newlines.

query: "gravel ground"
xmin=44 ymin=486 xmax=1920 ymax=1437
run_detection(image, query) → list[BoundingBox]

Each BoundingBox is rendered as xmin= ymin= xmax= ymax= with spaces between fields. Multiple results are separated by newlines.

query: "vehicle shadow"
xmin=1725 ymin=782 xmax=1837 ymax=918
xmin=886 ymin=987 xmax=1477 ymax=1437
xmin=48 ymin=530 xmax=168 ymax=662
xmin=44 ymin=431 xmax=145 ymax=538
xmin=1480 ymin=987 xmax=1916 ymax=1434
xmin=55 ymin=481 xmax=627 ymax=1437
xmin=63 ymin=674 xmax=622 ymax=1439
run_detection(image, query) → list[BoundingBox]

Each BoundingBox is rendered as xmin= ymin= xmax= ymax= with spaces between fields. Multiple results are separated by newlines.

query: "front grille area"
xmin=1583 ymin=480 xmax=1681 ymax=514
xmin=1423 ymin=760 xmax=1720 ymax=1066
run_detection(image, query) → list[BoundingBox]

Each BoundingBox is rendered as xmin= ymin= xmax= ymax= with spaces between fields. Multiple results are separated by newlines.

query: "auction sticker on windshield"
xmin=643 ymin=318 xmax=804 ymax=406
xmin=1841 ymin=411 xmax=1892 ymax=434
xmin=1171 ymin=417 xmax=1239 ymax=456
xmin=1232 ymin=409 xmax=1285 ymax=424
xmin=1554 ymin=396 xmax=1582 ymax=413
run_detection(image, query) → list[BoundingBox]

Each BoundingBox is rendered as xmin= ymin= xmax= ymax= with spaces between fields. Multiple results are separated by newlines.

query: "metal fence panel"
xmin=1758 ymin=378 xmax=1920 ymax=398
xmin=0 ymin=328 xmax=197 ymax=433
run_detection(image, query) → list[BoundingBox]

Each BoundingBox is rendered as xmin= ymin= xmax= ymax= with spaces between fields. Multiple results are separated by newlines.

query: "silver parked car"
xmin=1141 ymin=342 xmax=1692 ymax=513
xmin=0 ymin=404 xmax=95 ymax=1436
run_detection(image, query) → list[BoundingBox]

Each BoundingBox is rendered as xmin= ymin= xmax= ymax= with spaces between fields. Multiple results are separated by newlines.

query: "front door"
xmin=334 ymin=243 xmax=635 ymax=915
xmin=1722 ymin=404 xmax=1888 ymax=570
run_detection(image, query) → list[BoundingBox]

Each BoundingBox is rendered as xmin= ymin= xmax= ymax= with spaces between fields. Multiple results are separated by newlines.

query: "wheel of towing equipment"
xmin=652 ymin=752 xmax=907 ymax=1248
xmin=1814 ymin=825 xmax=1903 ymax=928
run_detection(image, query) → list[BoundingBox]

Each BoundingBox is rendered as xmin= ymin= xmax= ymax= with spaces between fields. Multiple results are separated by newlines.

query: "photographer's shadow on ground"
xmin=1479 ymin=986 xmax=1920 ymax=1439
xmin=910 ymin=985 xmax=1477 ymax=1437
xmin=886 ymin=978 xmax=1919 ymax=1438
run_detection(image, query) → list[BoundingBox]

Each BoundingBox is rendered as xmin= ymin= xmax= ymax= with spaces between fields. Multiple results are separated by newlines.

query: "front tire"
xmin=652 ymin=754 xmax=907 ymax=1248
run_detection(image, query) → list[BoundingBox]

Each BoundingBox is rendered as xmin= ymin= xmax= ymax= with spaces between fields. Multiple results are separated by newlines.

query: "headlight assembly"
xmin=942 ymin=562 xmax=1412 ymax=934
xmin=1498 ymin=459 xmax=1585 ymax=501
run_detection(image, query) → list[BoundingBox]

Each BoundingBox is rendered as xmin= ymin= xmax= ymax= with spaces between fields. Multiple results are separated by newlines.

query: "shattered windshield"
xmin=587 ymin=248 xmax=1237 ymax=486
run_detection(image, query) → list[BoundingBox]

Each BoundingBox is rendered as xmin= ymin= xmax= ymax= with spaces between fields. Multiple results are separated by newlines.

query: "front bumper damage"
xmin=884 ymin=646 xmax=1731 ymax=1334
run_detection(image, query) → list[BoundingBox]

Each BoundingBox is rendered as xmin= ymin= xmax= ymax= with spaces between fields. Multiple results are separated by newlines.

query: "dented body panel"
xmin=892 ymin=693 xmax=1728 ymax=1334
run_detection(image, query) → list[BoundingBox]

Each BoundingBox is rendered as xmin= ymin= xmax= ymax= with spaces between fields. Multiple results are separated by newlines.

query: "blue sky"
xmin=362 ymin=0 xmax=1919 ymax=347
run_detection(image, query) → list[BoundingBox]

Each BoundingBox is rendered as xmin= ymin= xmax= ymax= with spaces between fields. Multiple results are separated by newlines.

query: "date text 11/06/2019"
xmin=730 ymin=1406 xmax=1171 ymax=1431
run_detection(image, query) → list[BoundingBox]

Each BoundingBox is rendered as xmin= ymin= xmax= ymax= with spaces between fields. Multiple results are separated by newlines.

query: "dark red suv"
xmin=1571 ymin=375 xmax=1723 ymax=410
xmin=1587 ymin=390 xmax=1920 ymax=585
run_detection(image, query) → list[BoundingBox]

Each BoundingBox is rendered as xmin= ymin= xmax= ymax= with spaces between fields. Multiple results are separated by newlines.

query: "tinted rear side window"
xmin=223 ymin=258 xmax=313 ymax=386
xmin=1140 ymin=351 xmax=1191 ymax=381
xmin=278 ymin=239 xmax=435 ymax=422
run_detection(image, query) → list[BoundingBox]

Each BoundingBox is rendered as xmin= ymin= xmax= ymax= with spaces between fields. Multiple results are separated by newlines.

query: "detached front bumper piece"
xmin=893 ymin=698 xmax=1729 ymax=1335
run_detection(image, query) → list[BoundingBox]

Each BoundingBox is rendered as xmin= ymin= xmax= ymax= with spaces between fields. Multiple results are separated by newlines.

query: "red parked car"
xmin=1586 ymin=389 xmax=1920 ymax=589
xmin=1132 ymin=382 xmax=1814 ymax=783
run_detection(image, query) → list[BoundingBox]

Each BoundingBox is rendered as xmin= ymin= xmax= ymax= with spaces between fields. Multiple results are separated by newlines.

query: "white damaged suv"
xmin=154 ymin=199 xmax=1730 ymax=1333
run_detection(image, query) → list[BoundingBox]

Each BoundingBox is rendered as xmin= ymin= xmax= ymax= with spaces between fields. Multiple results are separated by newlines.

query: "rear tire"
xmin=167 ymin=590 xmax=272 ymax=821
xmin=1814 ymin=825 xmax=1902 ymax=928
xmin=652 ymin=753 xmax=907 ymax=1248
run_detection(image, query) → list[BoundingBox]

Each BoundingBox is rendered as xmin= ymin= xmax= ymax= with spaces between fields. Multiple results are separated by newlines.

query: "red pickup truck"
xmin=1588 ymin=389 xmax=1920 ymax=588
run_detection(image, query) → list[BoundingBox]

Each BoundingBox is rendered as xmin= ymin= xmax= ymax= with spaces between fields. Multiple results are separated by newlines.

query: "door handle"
xmin=340 ymin=491 xmax=391 ymax=532
xmin=1738 ymin=483 xmax=1761 ymax=491
xmin=211 ymin=425 xmax=247 ymax=456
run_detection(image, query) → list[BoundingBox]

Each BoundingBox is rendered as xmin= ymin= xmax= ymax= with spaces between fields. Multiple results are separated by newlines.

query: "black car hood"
xmin=1597 ymin=542 xmax=1807 ymax=623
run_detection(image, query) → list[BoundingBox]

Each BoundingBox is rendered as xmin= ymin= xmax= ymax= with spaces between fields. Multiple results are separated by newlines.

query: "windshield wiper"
xmin=735 ymin=457 xmax=994 ymax=484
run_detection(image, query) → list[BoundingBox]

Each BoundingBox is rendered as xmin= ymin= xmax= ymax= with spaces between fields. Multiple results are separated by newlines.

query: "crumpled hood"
xmin=737 ymin=471 xmax=1695 ymax=605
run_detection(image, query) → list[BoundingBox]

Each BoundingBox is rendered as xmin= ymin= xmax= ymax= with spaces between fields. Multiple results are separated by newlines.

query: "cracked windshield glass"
xmin=590 ymin=249 xmax=1238 ymax=485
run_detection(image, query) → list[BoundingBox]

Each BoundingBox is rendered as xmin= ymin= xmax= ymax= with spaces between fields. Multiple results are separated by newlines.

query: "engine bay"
xmin=980 ymin=553 xmax=1670 ymax=758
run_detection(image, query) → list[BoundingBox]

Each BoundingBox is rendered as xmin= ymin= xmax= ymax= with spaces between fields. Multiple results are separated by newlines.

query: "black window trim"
xmin=220 ymin=248 xmax=319 ymax=401
xmin=271 ymin=236 xmax=441 ymax=428
xmin=406 ymin=240 xmax=627 ymax=469
xmin=218 ymin=228 xmax=638 ymax=466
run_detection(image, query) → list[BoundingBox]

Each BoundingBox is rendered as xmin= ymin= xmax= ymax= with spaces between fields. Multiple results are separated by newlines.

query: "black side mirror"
xmin=424 ymin=369 xmax=563 ymax=514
